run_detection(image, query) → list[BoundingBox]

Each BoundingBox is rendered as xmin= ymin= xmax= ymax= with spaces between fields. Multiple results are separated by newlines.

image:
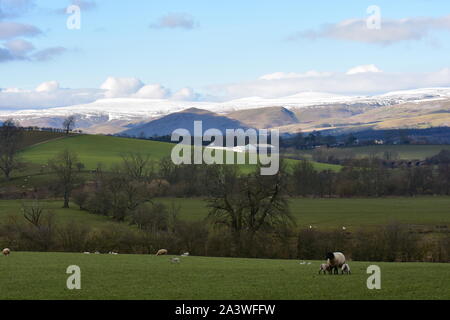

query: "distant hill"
xmin=228 ymin=107 xmax=299 ymax=129
xmin=120 ymin=108 xmax=251 ymax=137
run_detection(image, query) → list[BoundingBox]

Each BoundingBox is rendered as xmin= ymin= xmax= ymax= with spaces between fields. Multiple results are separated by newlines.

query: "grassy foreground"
xmin=0 ymin=252 xmax=449 ymax=300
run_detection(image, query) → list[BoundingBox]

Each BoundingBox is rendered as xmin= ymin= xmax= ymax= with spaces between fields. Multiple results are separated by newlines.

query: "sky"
xmin=1 ymin=0 xmax=450 ymax=109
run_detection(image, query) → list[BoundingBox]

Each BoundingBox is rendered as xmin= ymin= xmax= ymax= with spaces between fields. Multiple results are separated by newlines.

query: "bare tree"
xmin=206 ymin=163 xmax=294 ymax=255
xmin=0 ymin=119 xmax=23 ymax=180
xmin=22 ymin=201 xmax=45 ymax=227
xmin=49 ymin=149 xmax=80 ymax=208
xmin=62 ymin=115 xmax=76 ymax=135
xmin=121 ymin=153 xmax=154 ymax=181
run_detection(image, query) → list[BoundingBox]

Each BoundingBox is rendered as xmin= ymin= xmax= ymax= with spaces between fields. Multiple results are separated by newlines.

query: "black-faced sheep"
xmin=326 ymin=252 xmax=346 ymax=275
xmin=156 ymin=249 xmax=168 ymax=256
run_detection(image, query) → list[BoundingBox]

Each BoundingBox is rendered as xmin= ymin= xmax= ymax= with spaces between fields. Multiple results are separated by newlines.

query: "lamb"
xmin=171 ymin=258 xmax=181 ymax=264
xmin=341 ymin=263 xmax=351 ymax=275
xmin=319 ymin=263 xmax=331 ymax=274
xmin=326 ymin=252 xmax=346 ymax=275
xmin=156 ymin=249 xmax=168 ymax=256
xmin=181 ymin=252 xmax=190 ymax=257
xmin=2 ymin=248 xmax=11 ymax=256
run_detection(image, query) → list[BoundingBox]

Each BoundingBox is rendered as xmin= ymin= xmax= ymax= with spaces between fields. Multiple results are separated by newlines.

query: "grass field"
xmin=159 ymin=197 xmax=450 ymax=229
xmin=2 ymin=197 xmax=450 ymax=231
xmin=299 ymin=145 xmax=450 ymax=161
xmin=18 ymin=134 xmax=341 ymax=173
xmin=0 ymin=252 xmax=449 ymax=300
xmin=0 ymin=200 xmax=118 ymax=228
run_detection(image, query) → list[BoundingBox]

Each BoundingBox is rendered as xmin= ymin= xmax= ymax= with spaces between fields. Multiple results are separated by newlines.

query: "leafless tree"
xmin=121 ymin=153 xmax=154 ymax=181
xmin=22 ymin=201 xmax=45 ymax=227
xmin=206 ymin=162 xmax=294 ymax=254
xmin=62 ymin=115 xmax=76 ymax=135
xmin=0 ymin=119 xmax=23 ymax=180
xmin=49 ymin=149 xmax=80 ymax=208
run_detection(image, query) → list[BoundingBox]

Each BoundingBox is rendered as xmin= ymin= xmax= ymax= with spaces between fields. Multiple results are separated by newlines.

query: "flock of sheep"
xmin=3 ymin=248 xmax=351 ymax=275
xmin=319 ymin=252 xmax=351 ymax=275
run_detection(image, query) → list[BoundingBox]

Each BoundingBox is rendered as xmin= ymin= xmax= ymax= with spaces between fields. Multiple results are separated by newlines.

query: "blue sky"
xmin=1 ymin=0 xmax=450 ymax=108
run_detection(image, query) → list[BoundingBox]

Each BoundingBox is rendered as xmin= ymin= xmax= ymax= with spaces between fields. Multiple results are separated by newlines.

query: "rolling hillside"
xmin=19 ymin=134 xmax=341 ymax=171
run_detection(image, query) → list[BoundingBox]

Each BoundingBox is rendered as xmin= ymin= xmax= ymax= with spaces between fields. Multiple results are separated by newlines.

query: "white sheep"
xmin=319 ymin=263 xmax=331 ymax=274
xmin=2 ymin=248 xmax=11 ymax=256
xmin=181 ymin=252 xmax=190 ymax=257
xmin=341 ymin=263 xmax=351 ymax=275
xmin=326 ymin=252 xmax=346 ymax=275
xmin=156 ymin=249 xmax=168 ymax=256
xmin=171 ymin=258 xmax=181 ymax=264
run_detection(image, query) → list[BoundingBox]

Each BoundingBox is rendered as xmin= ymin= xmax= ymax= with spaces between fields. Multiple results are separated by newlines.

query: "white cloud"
xmin=347 ymin=64 xmax=383 ymax=75
xmin=0 ymin=86 xmax=103 ymax=109
xmin=134 ymin=84 xmax=170 ymax=99
xmin=150 ymin=13 xmax=197 ymax=30
xmin=172 ymin=87 xmax=199 ymax=101
xmin=209 ymin=67 xmax=450 ymax=98
xmin=2 ymin=69 xmax=450 ymax=110
xmin=290 ymin=14 xmax=450 ymax=45
xmin=35 ymin=80 xmax=59 ymax=92
xmin=259 ymin=70 xmax=332 ymax=80
xmin=100 ymin=77 xmax=144 ymax=98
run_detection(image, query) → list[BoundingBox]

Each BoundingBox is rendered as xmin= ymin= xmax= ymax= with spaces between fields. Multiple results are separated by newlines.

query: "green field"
xmin=18 ymin=134 xmax=341 ymax=172
xmin=0 ymin=200 xmax=119 ymax=228
xmin=299 ymin=145 xmax=450 ymax=161
xmin=0 ymin=252 xmax=449 ymax=300
xmin=160 ymin=197 xmax=450 ymax=229
xmin=2 ymin=197 xmax=450 ymax=231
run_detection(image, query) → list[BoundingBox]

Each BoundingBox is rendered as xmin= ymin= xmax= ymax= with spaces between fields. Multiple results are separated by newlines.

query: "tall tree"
xmin=62 ymin=116 xmax=76 ymax=135
xmin=0 ymin=119 xmax=23 ymax=180
xmin=49 ymin=149 xmax=80 ymax=208
xmin=206 ymin=163 xmax=293 ymax=255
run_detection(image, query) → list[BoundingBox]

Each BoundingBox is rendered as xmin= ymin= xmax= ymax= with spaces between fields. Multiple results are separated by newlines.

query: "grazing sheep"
xmin=171 ymin=258 xmax=181 ymax=264
xmin=2 ymin=248 xmax=11 ymax=256
xmin=156 ymin=249 xmax=168 ymax=256
xmin=83 ymin=252 xmax=91 ymax=255
xmin=181 ymin=252 xmax=190 ymax=257
xmin=326 ymin=252 xmax=346 ymax=275
xmin=341 ymin=263 xmax=351 ymax=275
xmin=319 ymin=263 xmax=331 ymax=274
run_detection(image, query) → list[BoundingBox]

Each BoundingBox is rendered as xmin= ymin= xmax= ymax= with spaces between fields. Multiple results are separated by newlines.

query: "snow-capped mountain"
xmin=2 ymin=87 xmax=450 ymax=134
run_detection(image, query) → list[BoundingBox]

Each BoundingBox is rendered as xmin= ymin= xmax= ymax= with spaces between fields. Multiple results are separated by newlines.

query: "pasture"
xmin=1 ymin=197 xmax=450 ymax=231
xmin=159 ymin=197 xmax=450 ymax=230
xmin=17 ymin=134 xmax=341 ymax=173
xmin=0 ymin=252 xmax=449 ymax=300
xmin=299 ymin=144 xmax=450 ymax=161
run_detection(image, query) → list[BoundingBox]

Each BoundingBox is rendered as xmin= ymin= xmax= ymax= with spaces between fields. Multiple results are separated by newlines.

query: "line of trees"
xmin=2 ymin=201 xmax=449 ymax=262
